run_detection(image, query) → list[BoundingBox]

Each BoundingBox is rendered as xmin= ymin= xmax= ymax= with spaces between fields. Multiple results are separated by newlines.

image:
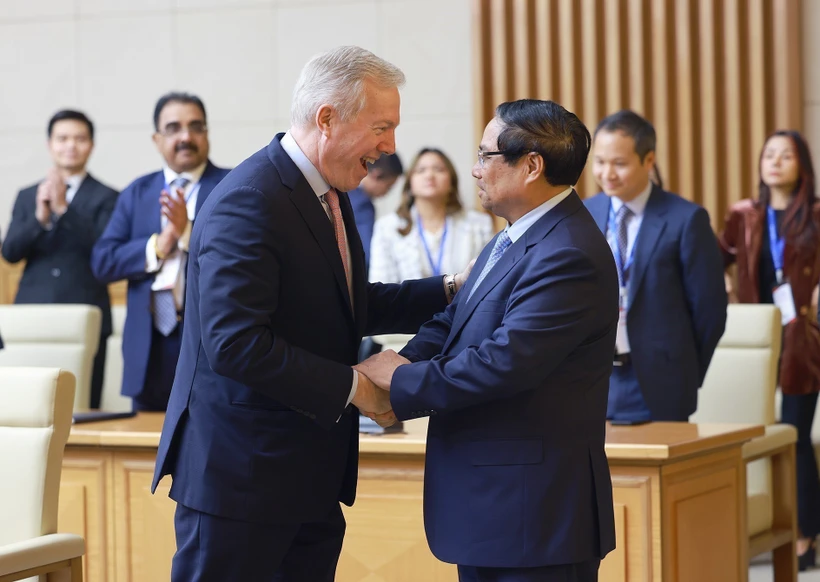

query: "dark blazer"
xmin=151 ymin=135 xmax=447 ymax=526
xmin=585 ymin=186 xmax=728 ymax=420
xmin=2 ymin=174 xmax=118 ymax=336
xmin=720 ymin=199 xmax=820 ymax=395
xmin=90 ymin=161 xmax=230 ymax=399
xmin=390 ymin=192 xmax=618 ymax=568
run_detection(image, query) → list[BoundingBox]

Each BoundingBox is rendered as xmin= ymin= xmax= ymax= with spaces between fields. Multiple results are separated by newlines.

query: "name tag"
xmin=772 ymin=283 xmax=797 ymax=325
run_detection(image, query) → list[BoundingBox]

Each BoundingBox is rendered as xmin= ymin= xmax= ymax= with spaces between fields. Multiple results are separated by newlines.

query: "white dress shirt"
xmin=64 ymin=172 xmax=86 ymax=205
xmin=506 ymin=186 xmax=574 ymax=243
xmin=280 ymin=132 xmax=359 ymax=409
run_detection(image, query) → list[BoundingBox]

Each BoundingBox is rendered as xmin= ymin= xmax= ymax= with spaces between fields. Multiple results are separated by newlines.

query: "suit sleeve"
xmin=1 ymin=189 xmax=49 ymax=264
xmin=56 ymin=187 xmax=118 ymax=252
xmin=397 ymin=298 xmax=457 ymax=363
xmin=197 ymin=185 xmax=353 ymax=430
xmin=680 ymin=207 xmax=728 ymax=384
xmin=390 ymin=246 xmax=613 ymax=418
xmin=91 ymin=183 xmax=152 ymax=283
xmin=364 ymin=277 xmax=447 ymax=338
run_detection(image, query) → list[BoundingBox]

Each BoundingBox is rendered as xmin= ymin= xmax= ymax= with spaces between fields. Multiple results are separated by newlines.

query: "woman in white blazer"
xmin=369 ymin=148 xmax=494 ymax=283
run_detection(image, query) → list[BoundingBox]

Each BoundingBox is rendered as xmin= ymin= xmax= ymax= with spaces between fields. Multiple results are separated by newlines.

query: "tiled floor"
xmin=750 ymin=553 xmax=820 ymax=581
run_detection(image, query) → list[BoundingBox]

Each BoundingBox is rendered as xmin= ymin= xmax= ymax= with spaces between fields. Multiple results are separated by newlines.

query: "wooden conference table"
xmin=58 ymin=414 xmax=762 ymax=582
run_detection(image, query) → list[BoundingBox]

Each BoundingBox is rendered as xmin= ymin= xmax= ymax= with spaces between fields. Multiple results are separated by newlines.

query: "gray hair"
xmin=291 ymin=46 xmax=406 ymax=128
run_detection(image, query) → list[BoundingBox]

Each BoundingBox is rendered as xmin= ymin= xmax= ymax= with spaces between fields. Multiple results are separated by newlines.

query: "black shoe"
xmin=798 ymin=544 xmax=816 ymax=572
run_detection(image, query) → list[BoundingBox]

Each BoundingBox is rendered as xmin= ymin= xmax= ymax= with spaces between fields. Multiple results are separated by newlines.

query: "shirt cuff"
xmin=146 ymin=234 xmax=160 ymax=273
xmin=177 ymin=220 xmax=193 ymax=252
xmin=347 ymin=369 xmax=359 ymax=407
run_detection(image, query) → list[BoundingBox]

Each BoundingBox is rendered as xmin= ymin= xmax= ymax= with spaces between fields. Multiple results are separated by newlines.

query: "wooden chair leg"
xmin=772 ymin=542 xmax=797 ymax=582
xmin=70 ymin=556 xmax=83 ymax=582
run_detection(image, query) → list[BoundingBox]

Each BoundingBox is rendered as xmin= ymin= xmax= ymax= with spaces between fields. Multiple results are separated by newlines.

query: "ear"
xmin=316 ymin=104 xmax=334 ymax=136
xmin=524 ymin=152 xmax=545 ymax=185
xmin=151 ymin=133 xmax=162 ymax=149
xmin=643 ymin=150 xmax=656 ymax=169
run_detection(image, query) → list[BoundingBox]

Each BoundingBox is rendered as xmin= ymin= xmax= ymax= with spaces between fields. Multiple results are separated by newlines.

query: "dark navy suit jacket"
xmin=90 ymin=161 xmax=230 ymax=399
xmin=3 ymin=175 xmax=118 ymax=337
xmin=151 ymin=135 xmax=447 ymax=525
xmin=347 ymin=187 xmax=375 ymax=271
xmin=390 ymin=192 xmax=618 ymax=568
xmin=584 ymin=186 xmax=727 ymax=420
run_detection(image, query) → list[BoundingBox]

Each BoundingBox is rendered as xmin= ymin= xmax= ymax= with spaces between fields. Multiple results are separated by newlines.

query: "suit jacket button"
xmin=804 ymin=266 xmax=813 ymax=276
xmin=51 ymin=268 xmax=61 ymax=277
xmin=801 ymin=305 xmax=809 ymax=316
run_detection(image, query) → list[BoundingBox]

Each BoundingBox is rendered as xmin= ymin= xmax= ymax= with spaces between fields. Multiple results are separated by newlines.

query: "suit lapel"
xmin=267 ymin=134 xmax=355 ymax=319
xmin=195 ymin=162 xmax=220 ymax=214
xmin=148 ymin=171 xmax=165 ymax=234
xmin=627 ymin=187 xmax=667 ymax=306
xmin=338 ymin=189 xmax=366 ymax=330
xmin=443 ymin=192 xmax=583 ymax=353
xmin=288 ymin=183 xmax=354 ymax=317
xmin=68 ymin=174 xmax=97 ymax=213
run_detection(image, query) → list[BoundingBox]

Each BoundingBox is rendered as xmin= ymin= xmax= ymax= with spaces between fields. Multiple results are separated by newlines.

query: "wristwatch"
xmin=444 ymin=274 xmax=457 ymax=302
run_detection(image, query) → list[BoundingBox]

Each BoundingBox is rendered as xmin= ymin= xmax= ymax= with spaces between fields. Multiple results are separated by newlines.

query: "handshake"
xmin=350 ymin=349 xmax=409 ymax=429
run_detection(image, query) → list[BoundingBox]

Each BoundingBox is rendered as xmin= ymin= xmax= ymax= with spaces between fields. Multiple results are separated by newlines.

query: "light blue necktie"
xmin=153 ymin=176 xmax=190 ymax=336
xmin=467 ymin=230 xmax=512 ymax=302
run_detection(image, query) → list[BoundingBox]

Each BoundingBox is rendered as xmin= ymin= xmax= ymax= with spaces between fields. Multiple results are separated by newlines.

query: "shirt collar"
xmin=281 ymin=131 xmax=330 ymax=199
xmin=163 ymin=161 xmax=207 ymax=188
xmin=65 ymin=172 xmax=86 ymax=191
xmin=506 ymin=186 xmax=573 ymax=243
xmin=610 ymin=180 xmax=653 ymax=217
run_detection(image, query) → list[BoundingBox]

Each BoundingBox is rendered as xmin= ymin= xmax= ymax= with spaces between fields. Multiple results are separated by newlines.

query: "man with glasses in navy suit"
xmin=92 ymin=92 xmax=230 ymax=412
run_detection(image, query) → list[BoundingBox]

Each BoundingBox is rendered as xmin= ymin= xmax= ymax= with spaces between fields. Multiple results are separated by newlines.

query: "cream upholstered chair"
xmin=692 ymin=304 xmax=797 ymax=580
xmin=0 ymin=305 xmax=101 ymax=412
xmin=100 ymin=305 xmax=130 ymax=412
xmin=0 ymin=367 xmax=84 ymax=582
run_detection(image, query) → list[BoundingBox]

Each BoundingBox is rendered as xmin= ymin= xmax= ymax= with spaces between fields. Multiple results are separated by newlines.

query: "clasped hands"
xmin=35 ymin=168 xmax=69 ymax=227
xmin=350 ymin=350 xmax=409 ymax=428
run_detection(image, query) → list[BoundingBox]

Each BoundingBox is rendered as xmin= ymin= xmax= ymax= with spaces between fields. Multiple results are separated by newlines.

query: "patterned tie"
xmin=467 ymin=230 xmax=513 ymax=302
xmin=615 ymin=205 xmax=634 ymax=284
xmin=152 ymin=176 xmax=190 ymax=336
xmin=323 ymin=188 xmax=352 ymax=298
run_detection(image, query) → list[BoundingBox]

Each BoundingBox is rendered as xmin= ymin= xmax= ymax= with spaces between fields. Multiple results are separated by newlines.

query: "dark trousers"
xmin=172 ymin=503 xmax=346 ymax=582
xmin=607 ymin=361 xmax=652 ymax=422
xmin=781 ymin=392 xmax=820 ymax=537
xmin=132 ymin=326 xmax=181 ymax=412
xmin=89 ymin=335 xmax=107 ymax=409
xmin=458 ymin=560 xmax=600 ymax=582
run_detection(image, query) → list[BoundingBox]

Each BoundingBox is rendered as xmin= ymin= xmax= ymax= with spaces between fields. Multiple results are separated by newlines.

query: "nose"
xmin=472 ymin=162 xmax=481 ymax=179
xmin=380 ymin=129 xmax=396 ymax=155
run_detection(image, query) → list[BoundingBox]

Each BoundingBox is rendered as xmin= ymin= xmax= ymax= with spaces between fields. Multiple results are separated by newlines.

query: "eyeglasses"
xmin=157 ymin=121 xmax=208 ymax=138
xmin=477 ymin=150 xmax=507 ymax=168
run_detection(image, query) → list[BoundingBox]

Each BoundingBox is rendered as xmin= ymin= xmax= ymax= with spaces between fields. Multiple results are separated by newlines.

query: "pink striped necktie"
xmin=323 ymin=188 xmax=352 ymax=295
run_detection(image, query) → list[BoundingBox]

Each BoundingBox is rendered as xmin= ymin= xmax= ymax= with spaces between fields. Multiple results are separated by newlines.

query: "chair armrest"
xmin=0 ymin=533 xmax=85 ymax=576
xmin=742 ymin=424 xmax=797 ymax=463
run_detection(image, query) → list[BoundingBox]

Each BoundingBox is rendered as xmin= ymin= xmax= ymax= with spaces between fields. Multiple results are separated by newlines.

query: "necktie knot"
xmin=616 ymin=204 xmax=634 ymax=223
xmin=170 ymin=176 xmax=191 ymax=191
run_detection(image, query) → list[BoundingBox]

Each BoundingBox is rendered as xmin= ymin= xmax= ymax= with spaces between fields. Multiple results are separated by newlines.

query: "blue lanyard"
xmin=767 ymin=205 xmax=786 ymax=285
xmin=416 ymin=215 xmax=449 ymax=277
xmin=607 ymin=204 xmax=637 ymax=290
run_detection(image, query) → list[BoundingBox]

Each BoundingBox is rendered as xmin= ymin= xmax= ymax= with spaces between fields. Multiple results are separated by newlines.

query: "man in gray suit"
xmin=2 ymin=109 xmax=118 ymax=408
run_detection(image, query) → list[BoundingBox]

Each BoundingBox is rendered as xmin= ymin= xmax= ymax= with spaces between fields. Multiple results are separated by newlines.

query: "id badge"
xmin=772 ymin=282 xmax=797 ymax=325
xmin=615 ymin=287 xmax=630 ymax=354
